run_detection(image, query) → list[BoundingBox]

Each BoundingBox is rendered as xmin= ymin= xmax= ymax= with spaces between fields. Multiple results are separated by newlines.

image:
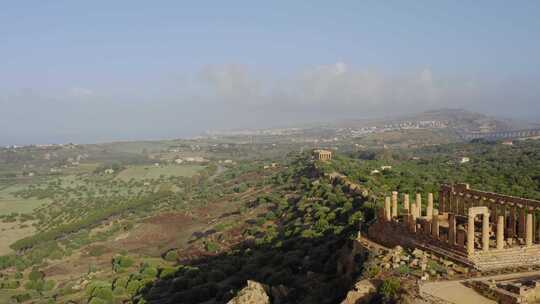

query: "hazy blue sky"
xmin=1 ymin=1 xmax=540 ymax=144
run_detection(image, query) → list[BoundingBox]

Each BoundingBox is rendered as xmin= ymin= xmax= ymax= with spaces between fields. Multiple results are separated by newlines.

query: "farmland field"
xmin=116 ymin=164 xmax=205 ymax=181
xmin=0 ymin=221 xmax=35 ymax=255
xmin=0 ymin=184 xmax=49 ymax=215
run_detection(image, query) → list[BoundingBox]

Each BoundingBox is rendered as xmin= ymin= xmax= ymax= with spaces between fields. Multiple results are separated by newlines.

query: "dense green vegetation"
xmin=133 ymin=156 xmax=374 ymax=304
xmin=321 ymin=140 xmax=540 ymax=203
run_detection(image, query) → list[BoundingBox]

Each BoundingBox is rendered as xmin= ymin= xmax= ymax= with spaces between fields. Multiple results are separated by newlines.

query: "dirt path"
xmin=209 ymin=164 xmax=226 ymax=181
xmin=420 ymin=270 xmax=540 ymax=304
xmin=420 ymin=280 xmax=495 ymax=304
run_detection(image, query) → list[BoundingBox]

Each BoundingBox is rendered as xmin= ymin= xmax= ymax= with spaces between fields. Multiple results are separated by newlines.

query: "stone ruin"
xmin=468 ymin=275 xmax=540 ymax=304
xmin=368 ymin=183 xmax=540 ymax=271
xmin=313 ymin=149 xmax=332 ymax=161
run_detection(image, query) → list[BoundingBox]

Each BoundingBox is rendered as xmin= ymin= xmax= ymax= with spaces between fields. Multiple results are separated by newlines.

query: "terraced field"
xmin=115 ymin=164 xmax=205 ymax=181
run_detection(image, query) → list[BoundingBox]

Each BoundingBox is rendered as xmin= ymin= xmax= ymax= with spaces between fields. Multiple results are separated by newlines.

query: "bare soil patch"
xmin=108 ymin=212 xmax=206 ymax=256
xmin=0 ymin=221 xmax=35 ymax=255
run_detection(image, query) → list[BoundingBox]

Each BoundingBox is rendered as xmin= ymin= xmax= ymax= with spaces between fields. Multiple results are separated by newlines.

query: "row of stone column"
xmin=457 ymin=209 xmax=534 ymax=255
xmin=440 ymin=188 xmax=539 ymax=253
xmin=383 ymin=191 xmax=435 ymax=221
xmin=382 ymin=190 xmax=539 ymax=255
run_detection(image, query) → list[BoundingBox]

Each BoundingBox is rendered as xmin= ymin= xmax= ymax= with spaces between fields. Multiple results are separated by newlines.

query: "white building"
xmin=460 ymin=157 xmax=470 ymax=164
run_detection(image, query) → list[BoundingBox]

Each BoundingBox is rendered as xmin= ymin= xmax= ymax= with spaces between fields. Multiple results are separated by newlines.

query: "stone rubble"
xmin=371 ymin=246 xmax=467 ymax=281
xmin=227 ymin=280 xmax=271 ymax=304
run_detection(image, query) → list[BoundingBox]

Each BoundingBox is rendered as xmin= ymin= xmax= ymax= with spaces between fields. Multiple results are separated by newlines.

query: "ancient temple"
xmin=313 ymin=149 xmax=332 ymax=161
xmin=369 ymin=183 xmax=540 ymax=271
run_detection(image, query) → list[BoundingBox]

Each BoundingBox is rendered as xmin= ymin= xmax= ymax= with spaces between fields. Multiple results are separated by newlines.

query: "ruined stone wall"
xmin=370 ymin=184 xmax=540 ymax=271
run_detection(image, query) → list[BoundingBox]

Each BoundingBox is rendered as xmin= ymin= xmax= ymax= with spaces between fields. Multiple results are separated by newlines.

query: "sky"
xmin=1 ymin=1 xmax=540 ymax=145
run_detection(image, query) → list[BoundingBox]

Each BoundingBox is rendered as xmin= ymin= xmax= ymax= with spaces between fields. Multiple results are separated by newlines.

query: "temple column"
xmin=537 ymin=213 xmax=540 ymax=244
xmin=416 ymin=193 xmax=422 ymax=217
xmin=448 ymin=213 xmax=456 ymax=246
xmin=533 ymin=212 xmax=536 ymax=243
xmin=519 ymin=208 xmax=526 ymax=238
xmin=467 ymin=211 xmax=475 ymax=255
xmin=457 ymin=229 xmax=466 ymax=248
xmin=427 ymin=193 xmax=434 ymax=220
xmin=497 ymin=215 xmax=505 ymax=250
xmin=403 ymin=194 xmax=410 ymax=214
xmin=482 ymin=212 xmax=490 ymax=252
xmin=508 ymin=207 xmax=515 ymax=237
xmin=384 ymin=197 xmax=391 ymax=221
xmin=491 ymin=203 xmax=497 ymax=225
xmin=410 ymin=204 xmax=417 ymax=232
xmin=526 ymin=212 xmax=533 ymax=247
xmin=439 ymin=190 xmax=445 ymax=213
xmin=391 ymin=191 xmax=398 ymax=218
xmin=424 ymin=220 xmax=431 ymax=235
xmin=431 ymin=209 xmax=439 ymax=239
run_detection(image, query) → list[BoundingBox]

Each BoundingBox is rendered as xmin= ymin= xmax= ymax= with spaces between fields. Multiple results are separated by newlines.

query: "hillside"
xmin=0 ymin=128 xmax=539 ymax=303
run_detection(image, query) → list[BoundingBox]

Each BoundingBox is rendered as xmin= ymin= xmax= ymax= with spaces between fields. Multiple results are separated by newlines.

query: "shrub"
xmin=113 ymin=276 xmax=129 ymax=290
xmin=91 ymin=286 xmax=113 ymax=302
xmin=112 ymin=255 xmax=134 ymax=272
xmin=163 ymin=250 xmax=178 ymax=262
xmin=85 ymin=280 xmax=111 ymax=298
xmin=28 ymin=267 xmax=44 ymax=281
xmin=25 ymin=279 xmax=44 ymax=291
xmin=397 ymin=265 xmax=411 ymax=276
xmin=88 ymin=297 xmax=107 ymax=304
xmin=0 ymin=280 xmax=20 ymax=289
xmin=159 ymin=266 xmax=179 ymax=279
xmin=233 ymin=183 xmax=248 ymax=193
xmin=43 ymin=280 xmax=56 ymax=291
xmin=141 ymin=266 xmax=158 ymax=278
xmin=365 ymin=265 xmax=381 ymax=278
xmin=11 ymin=293 xmax=31 ymax=303
xmin=113 ymin=286 xmax=126 ymax=296
xmin=378 ymin=277 xmax=401 ymax=302
xmin=49 ymin=249 xmax=64 ymax=260
xmin=126 ymin=280 xmax=142 ymax=295
xmin=205 ymin=241 xmax=219 ymax=253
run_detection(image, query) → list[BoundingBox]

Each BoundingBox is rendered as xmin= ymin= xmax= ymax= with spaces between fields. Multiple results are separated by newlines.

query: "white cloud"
xmin=199 ymin=62 xmax=476 ymax=117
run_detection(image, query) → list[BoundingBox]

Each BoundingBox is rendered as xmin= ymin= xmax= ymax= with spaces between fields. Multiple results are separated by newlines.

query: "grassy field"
xmin=0 ymin=221 xmax=36 ymax=255
xmin=0 ymin=184 xmax=49 ymax=215
xmin=116 ymin=164 xmax=205 ymax=181
xmin=61 ymin=162 xmax=101 ymax=175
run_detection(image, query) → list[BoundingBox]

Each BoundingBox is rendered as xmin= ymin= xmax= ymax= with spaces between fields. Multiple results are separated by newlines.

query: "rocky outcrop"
xmin=227 ymin=280 xmax=271 ymax=304
xmin=341 ymin=279 xmax=377 ymax=304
